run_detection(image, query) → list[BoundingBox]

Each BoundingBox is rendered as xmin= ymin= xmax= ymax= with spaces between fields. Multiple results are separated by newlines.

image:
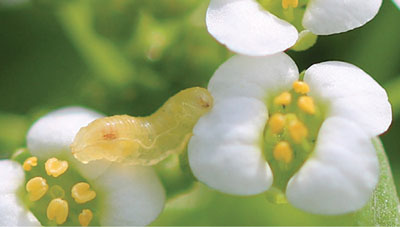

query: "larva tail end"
xmin=70 ymin=125 xmax=102 ymax=164
xmin=70 ymin=116 xmax=141 ymax=164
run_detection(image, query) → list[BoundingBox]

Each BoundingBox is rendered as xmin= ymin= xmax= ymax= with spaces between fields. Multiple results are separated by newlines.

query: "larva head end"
xmin=178 ymin=87 xmax=213 ymax=116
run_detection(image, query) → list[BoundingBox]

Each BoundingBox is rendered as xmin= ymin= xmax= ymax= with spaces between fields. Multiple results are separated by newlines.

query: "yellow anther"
xmin=282 ymin=0 xmax=298 ymax=9
xmin=26 ymin=177 xmax=48 ymax=201
xmin=79 ymin=209 xmax=93 ymax=227
xmin=71 ymin=182 xmax=96 ymax=204
xmin=274 ymin=92 xmax=292 ymax=106
xmin=298 ymin=96 xmax=316 ymax=114
xmin=293 ymin=81 xmax=310 ymax=94
xmin=273 ymin=141 xmax=293 ymax=164
xmin=288 ymin=119 xmax=308 ymax=143
xmin=23 ymin=157 xmax=38 ymax=171
xmin=269 ymin=113 xmax=286 ymax=134
xmin=47 ymin=198 xmax=69 ymax=225
xmin=45 ymin=157 xmax=68 ymax=177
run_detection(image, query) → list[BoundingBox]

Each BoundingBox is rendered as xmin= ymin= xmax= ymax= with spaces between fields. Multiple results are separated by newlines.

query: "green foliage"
xmin=0 ymin=113 xmax=29 ymax=158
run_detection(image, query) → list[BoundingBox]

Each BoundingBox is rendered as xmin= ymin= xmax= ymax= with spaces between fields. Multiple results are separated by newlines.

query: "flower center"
xmin=257 ymin=0 xmax=309 ymax=31
xmin=263 ymin=80 xmax=325 ymax=202
xmin=14 ymin=149 xmax=102 ymax=226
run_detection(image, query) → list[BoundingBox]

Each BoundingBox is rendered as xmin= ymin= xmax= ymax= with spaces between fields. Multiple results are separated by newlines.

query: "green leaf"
xmin=355 ymin=137 xmax=400 ymax=226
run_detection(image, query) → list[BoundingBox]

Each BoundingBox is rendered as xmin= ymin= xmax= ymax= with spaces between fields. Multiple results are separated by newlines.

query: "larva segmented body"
xmin=70 ymin=87 xmax=213 ymax=166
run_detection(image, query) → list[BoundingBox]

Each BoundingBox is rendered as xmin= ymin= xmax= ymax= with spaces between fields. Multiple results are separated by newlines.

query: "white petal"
xmin=209 ymin=53 xmax=299 ymax=101
xmin=26 ymin=106 xmax=111 ymax=180
xmin=27 ymin=107 xmax=103 ymax=157
xmin=286 ymin=117 xmax=378 ymax=215
xmin=206 ymin=0 xmax=298 ymax=56
xmin=0 ymin=193 xmax=41 ymax=226
xmin=95 ymin=164 xmax=165 ymax=226
xmin=0 ymin=160 xmax=24 ymax=194
xmin=304 ymin=61 xmax=391 ymax=137
xmin=189 ymin=97 xmax=272 ymax=195
xmin=0 ymin=161 xmax=40 ymax=225
xmin=303 ymin=0 xmax=382 ymax=35
xmin=394 ymin=0 xmax=400 ymax=8
xmin=74 ymin=159 xmax=113 ymax=180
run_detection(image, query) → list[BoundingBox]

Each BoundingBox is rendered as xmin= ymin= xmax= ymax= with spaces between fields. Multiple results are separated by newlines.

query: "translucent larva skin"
xmin=70 ymin=87 xmax=213 ymax=166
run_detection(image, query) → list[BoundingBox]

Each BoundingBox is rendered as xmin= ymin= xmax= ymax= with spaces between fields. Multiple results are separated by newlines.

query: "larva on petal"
xmin=70 ymin=87 xmax=213 ymax=166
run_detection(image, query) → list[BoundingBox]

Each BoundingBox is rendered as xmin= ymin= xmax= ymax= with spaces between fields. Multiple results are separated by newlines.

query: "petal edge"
xmin=303 ymin=0 xmax=382 ymax=35
xmin=207 ymin=0 xmax=298 ymax=56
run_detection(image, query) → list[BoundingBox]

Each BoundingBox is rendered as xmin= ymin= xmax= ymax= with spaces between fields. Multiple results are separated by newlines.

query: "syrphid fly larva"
xmin=70 ymin=87 xmax=213 ymax=166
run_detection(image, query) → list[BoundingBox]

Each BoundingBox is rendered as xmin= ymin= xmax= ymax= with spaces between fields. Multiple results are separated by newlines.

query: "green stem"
xmin=56 ymin=0 xmax=135 ymax=87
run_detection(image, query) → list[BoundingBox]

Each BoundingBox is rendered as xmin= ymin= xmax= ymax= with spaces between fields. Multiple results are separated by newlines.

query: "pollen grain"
xmin=293 ymin=81 xmax=310 ymax=94
xmin=79 ymin=209 xmax=93 ymax=227
xmin=288 ymin=119 xmax=308 ymax=143
xmin=269 ymin=113 xmax=286 ymax=134
xmin=274 ymin=92 xmax=292 ymax=106
xmin=26 ymin=177 xmax=48 ymax=201
xmin=45 ymin=158 xmax=69 ymax=177
xmin=23 ymin=157 xmax=38 ymax=171
xmin=47 ymin=198 xmax=69 ymax=225
xmin=71 ymin=182 xmax=96 ymax=204
xmin=298 ymin=96 xmax=316 ymax=114
xmin=282 ymin=0 xmax=298 ymax=9
xmin=273 ymin=141 xmax=293 ymax=164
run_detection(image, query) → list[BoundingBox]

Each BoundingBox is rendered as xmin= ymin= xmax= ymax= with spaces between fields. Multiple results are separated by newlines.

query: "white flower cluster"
xmin=0 ymin=0 xmax=396 ymax=225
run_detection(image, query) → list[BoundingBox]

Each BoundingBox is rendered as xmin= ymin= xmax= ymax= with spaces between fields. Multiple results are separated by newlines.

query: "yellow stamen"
xmin=23 ymin=157 xmax=38 ymax=171
xmin=45 ymin=157 xmax=68 ymax=177
xmin=274 ymin=92 xmax=292 ymax=106
xmin=269 ymin=113 xmax=286 ymax=134
xmin=273 ymin=141 xmax=293 ymax=164
xmin=298 ymin=96 xmax=316 ymax=114
xmin=71 ymin=182 xmax=96 ymax=204
xmin=26 ymin=177 xmax=48 ymax=201
xmin=288 ymin=119 xmax=308 ymax=143
xmin=79 ymin=209 xmax=93 ymax=227
xmin=293 ymin=81 xmax=310 ymax=94
xmin=282 ymin=0 xmax=298 ymax=9
xmin=47 ymin=198 xmax=69 ymax=225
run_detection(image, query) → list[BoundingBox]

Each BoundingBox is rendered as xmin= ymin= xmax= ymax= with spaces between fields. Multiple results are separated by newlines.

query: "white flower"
xmin=206 ymin=0 xmax=382 ymax=56
xmin=188 ymin=53 xmax=392 ymax=214
xmin=0 ymin=107 xmax=165 ymax=226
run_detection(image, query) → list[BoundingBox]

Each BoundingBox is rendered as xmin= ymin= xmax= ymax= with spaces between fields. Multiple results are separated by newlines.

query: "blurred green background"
xmin=0 ymin=0 xmax=399 ymax=225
